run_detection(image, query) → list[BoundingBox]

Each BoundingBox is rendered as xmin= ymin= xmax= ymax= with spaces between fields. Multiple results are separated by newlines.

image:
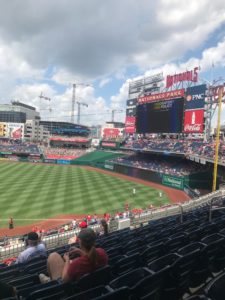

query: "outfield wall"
xmin=104 ymin=162 xmax=213 ymax=194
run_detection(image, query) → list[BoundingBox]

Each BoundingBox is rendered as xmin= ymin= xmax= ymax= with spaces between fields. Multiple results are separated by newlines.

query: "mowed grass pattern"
xmin=0 ymin=162 xmax=170 ymax=227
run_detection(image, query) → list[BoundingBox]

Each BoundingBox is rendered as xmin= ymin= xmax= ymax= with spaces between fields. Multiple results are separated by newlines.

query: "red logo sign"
xmin=166 ymin=67 xmax=199 ymax=88
xmin=183 ymin=109 xmax=204 ymax=133
xmin=103 ymin=128 xmax=120 ymax=138
xmin=125 ymin=116 xmax=136 ymax=133
xmin=138 ymin=89 xmax=185 ymax=104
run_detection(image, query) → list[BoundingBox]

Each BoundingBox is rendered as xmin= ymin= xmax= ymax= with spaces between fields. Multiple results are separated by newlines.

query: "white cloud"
xmin=99 ymin=78 xmax=111 ymax=88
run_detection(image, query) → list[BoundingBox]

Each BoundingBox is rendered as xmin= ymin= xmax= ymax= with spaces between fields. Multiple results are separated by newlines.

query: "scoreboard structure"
xmin=136 ymin=85 xmax=206 ymax=134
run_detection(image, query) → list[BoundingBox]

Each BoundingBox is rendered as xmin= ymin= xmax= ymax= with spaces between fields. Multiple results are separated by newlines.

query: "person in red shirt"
xmin=79 ymin=219 xmax=88 ymax=229
xmin=45 ymin=228 xmax=108 ymax=282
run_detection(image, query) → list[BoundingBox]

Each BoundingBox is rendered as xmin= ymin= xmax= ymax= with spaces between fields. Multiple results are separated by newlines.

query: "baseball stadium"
xmin=0 ymin=69 xmax=225 ymax=300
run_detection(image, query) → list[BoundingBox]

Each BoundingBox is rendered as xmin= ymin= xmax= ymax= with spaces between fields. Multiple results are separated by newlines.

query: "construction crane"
xmin=110 ymin=109 xmax=123 ymax=122
xmin=71 ymin=83 xmax=90 ymax=123
xmin=77 ymin=101 xmax=88 ymax=124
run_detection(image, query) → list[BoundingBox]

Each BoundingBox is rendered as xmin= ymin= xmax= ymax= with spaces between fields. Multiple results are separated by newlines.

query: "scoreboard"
xmin=136 ymin=98 xmax=184 ymax=133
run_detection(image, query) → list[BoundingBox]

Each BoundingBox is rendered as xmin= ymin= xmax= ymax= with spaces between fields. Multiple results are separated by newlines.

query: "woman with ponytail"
xmin=44 ymin=228 xmax=108 ymax=283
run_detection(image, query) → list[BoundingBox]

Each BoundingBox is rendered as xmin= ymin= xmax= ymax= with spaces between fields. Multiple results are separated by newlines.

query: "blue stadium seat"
xmin=147 ymin=253 xmax=181 ymax=300
xmin=93 ymin=287 xmax=130 ymax=300
xmin=63 ymin=285 xmax=110 ymax=300
xmin=9 ymin=274 xmax=40 ymax=290
xmin=205 ymin=272 xmax=225 ymax=300
xmin=140 ymin=242 xmax=165 ymax=265
xmin=113 ymin=253 xmax=141 ymax=276
xmin=77 ymin=265 xmax=111 ymax=291
xmin=201 ymin=233 xmax=225 ymax=274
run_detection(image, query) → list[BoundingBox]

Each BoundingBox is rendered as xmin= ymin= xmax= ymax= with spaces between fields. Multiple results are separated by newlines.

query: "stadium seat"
xmin=9 ymin=274 xmax=40 ymax=290
xmin=205 ymin=272 xmax=225 ymax=300
xmin=178 ymin=242 xmax=209 ymax=288
xmin=164 ymin=234 xmax=188 ymax=252
xmin=27 ymin=282 xmax=71 ymax=300
xmin=17 ymin=281 xmax=59 ymax=299
xmin=140 ymin=242 xmax=165 ymax=265
xmin=106 ymin=246 xmax=123 ymax=257
xmin=113 ymin=253 xmax=141 ymax=276
xmin=23 ymin=259 xmax=47 ymax=274
xmin=147 ymin=253 xmax=181 ymax=300
xmin=201 ymin=234 xmax=225 ymax=274
xmin=109 ymin=267 xmax=152 ymax=290
xmin=63 ymin=285 xmax=109 ymax=300
xmin=185 ymin=295 xmax=210 ymax=300
xmin=77 ymin=265 xmax=111 ymax=291
xmin=93 ymin=287 xmax=130 ymax=300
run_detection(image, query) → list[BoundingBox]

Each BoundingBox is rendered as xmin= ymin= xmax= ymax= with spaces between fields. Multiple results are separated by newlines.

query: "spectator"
xmin=79 ymin=218 xmax=88 ymax=229
xmin=42 ymin=228 xmax=108 ymax=282
xmin=71 ymin=219 xmax=77 ymax=229
xmin=99 ymin=219 xmax=108 ymax=236
xmin=15 ymin=232 xmax=47 ymax=264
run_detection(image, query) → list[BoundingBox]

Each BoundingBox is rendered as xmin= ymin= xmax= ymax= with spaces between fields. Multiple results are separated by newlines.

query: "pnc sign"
xmin=166 ymin=67 xmax=199 ymax=88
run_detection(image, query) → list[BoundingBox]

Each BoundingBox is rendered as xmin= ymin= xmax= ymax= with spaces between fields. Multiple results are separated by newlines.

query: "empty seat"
xmin=93 ymin=287 xmax=130 ymax=300
xmin=201 ymin=233 xmax=225 ymax=274
xmin=64 ymin=285 xmax=109 ymax=300
xmin=205 ymin=271 xmax=225 ymax=300
xmin=77 ymin=265 xmax=111 ymax=291
xmin=9 ymin=274 xmax=40 ymax=290
xmin=113 ymin=253 xmax=141 ymax=276
xmin=140 ymin=242 xmax=164 ymax=265
xmin=148 ymin=253 xmax=181 ymax=300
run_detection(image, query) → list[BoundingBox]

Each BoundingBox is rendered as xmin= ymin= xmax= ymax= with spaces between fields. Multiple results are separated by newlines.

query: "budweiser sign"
xmin=183 ymin=109 xmax=204 ymax=133
xmin=166 ymin=67 xmax=199 ymax=88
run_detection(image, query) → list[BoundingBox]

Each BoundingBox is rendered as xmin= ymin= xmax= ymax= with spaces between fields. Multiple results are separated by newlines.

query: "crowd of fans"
xmin=124 ymin=138 xmax=225 ymax=162
xmin=111 ymin=154 xmax=208 ymax=177
xmin=41 ymin=146 xmax=87 ymax=159
xmin=0 ymin=138 xmax=40 ymax=155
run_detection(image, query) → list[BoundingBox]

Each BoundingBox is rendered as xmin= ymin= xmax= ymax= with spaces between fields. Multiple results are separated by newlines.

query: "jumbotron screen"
xmin=136 ymin=98 xmax=184 ymax=133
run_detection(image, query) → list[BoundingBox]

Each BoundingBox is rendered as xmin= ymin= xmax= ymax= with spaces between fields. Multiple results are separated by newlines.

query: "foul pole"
xmin=212 ymin=86 xmax=223 ymax=191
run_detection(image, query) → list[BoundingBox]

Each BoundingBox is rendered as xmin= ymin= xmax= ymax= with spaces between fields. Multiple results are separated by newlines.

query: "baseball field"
xmin=0 ymin=161 xmax=170 ymax=228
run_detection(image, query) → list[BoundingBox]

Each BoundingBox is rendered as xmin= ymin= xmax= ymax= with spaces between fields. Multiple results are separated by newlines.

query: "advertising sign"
xmin=102 ymin=128 xmax=123 ymax=138
xmin=125 ymin=116 xmax=136 ymax=133
xmin=138 ymin=89 xmax=185 ymax=104
xmin=127 ymin=99 xmax=137 ymax=107
xmin=185 ymin=84 xmax=206 ymax=109
xmin=101 ymin=142 xmax=117 ymax=148
xmin=7 ymin=123 xmax=24 ymax=139
xmin=183 ymin=109 xmax=204 ymax=133
xmin=0 ymin=123 xmax=6 ymax=136
xmin=166 ymin=67 xmax=199 ymax=88
xmin=162 ymin=174 xmax=184 ymax=190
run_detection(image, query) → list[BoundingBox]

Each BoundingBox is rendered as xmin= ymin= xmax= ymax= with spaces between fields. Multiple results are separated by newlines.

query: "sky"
xmin=0 ymin=0 xmax=225 ymax=126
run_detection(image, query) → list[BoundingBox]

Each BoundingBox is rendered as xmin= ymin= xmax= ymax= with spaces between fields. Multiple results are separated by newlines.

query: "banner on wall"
xmin=162 ymin=174 xmax=184 ymax=190
xmin=185 ymin=84 xmax=206 ymax=110
xmin=0 ymin=123 xmax=6 ymax=136
xmin=102 ymin=127 xmax=123 ymax=138
xmin=125 ymin=116 xmax=136 ymax=133
xmin=183 ymin=109 xmax=204 ymax=133
xmin=138 ymin=89 xmax=185 ymax=104
xmin=7 ymin=123 xmax=24 ymax=139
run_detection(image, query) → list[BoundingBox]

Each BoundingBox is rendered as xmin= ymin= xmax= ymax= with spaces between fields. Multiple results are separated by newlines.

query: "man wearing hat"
xmin=16 ymin=232 xmax=47 ymax=264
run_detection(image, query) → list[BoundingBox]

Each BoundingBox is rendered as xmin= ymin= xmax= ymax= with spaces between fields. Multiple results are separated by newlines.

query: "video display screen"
xmin=136 ymin=98 xmax=184 ymax=133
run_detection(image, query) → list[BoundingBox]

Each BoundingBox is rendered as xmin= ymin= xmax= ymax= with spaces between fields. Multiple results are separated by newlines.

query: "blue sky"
xmin=0 ymin=0 xmax=224 ymax=126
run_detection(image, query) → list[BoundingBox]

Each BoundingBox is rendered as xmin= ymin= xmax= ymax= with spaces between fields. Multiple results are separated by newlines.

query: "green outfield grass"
xmin=0 ymin=162 xmax=170 ymax=227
